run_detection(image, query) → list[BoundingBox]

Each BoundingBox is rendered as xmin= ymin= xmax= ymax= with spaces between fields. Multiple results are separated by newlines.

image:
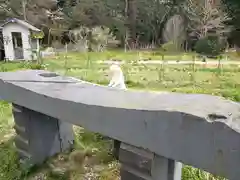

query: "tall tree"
xmin=222 ymin=0 xmax=240 ymax=47
xmin=183 ymin=0 xmax=230 ymax=39
xmin=0 ymin=0 xmax=58 ymax=27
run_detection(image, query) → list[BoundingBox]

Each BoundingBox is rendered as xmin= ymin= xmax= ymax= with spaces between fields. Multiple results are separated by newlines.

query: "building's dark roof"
xmin=0 ymin=18 xmax=41 ymax=32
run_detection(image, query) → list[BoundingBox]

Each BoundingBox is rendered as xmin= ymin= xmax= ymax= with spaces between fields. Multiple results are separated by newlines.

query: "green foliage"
xmin=182 ymin=165 xmax=227 ymax=180
xmin=195 ymin=36 xmax=226 ymax=57
xmin=183 ymin=0 xmax=230 ymax=39
xmin=0 ymin=0 xmax=239 ymax=50
xmin=69 ymin=26 xmax=118 ymax=52
xmin=31 ymin=31 xmax=45 ymax=39
xmin=60 ymin=0 xmax=190 ymax=46
xmin=62 ymin=0 xmax=116 ymax=28
xmin=223 ymin=0 xmax=240 ymax=47
xmin=161 ymin=41 xmax=181 ymax=53
xmin=90 ymin=27 xmax=119 ymax=51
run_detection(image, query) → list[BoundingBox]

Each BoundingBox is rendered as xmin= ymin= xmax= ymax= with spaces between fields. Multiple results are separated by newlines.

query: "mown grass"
xmin=45 ymin=49 xmax=240 ymax=64
xmin=0 ymin=50 xmax=239 ymax=180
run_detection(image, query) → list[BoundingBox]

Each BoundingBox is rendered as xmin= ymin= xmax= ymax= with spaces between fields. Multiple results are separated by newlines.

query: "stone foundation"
xmin=12 ymin=104 xmax=74 ymax=165
xmin=119 ymin=143 xmax=182 ymax=180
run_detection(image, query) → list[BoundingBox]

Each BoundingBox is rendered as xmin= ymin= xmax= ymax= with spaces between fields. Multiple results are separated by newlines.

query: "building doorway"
xmin=0 ymin=31 xmax=5 ymax=61
xmin=12 ymin=32 xmax=24 ymax=59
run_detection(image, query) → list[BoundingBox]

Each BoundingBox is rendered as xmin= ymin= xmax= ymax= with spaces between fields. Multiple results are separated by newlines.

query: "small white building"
xmin=0 ymin=18 xmax=43 ymax=61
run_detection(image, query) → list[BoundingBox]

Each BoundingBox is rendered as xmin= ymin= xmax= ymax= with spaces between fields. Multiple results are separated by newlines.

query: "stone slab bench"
xmin=0 ymin=70 xmax=239 ymax=180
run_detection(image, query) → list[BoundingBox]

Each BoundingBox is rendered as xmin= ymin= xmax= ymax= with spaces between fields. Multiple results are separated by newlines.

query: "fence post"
xmin=12 ymin=104 xmax=74 ymax=166
xmin=119 ymin=143 xmax=182 ymax=180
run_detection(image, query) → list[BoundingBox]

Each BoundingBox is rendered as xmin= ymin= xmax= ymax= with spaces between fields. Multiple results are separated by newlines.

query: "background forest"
xmin=1 ymin=0 xmax=240 ymax=55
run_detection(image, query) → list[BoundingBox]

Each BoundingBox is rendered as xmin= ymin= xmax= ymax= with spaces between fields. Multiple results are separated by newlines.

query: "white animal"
xmin=108 ymin=62 xmax=126 ymax=159
xmin=108 ymin=63 xmax=127 ymax=90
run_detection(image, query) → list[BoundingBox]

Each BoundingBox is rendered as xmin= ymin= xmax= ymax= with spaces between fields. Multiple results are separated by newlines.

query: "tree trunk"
xmin=124 ymin=0 xmax=128 ymax=52
xmin=125 ymin=0 xmax=137 ymax=49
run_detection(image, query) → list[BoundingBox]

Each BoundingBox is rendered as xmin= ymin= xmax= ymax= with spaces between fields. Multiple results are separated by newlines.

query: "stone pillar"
xmin=12 ymin=104 xmax=74 ymax=166
xmin=119 ymin=143 xmax=182 ymax=180
xmin=113 ymin=139 xmax=121 ymax=160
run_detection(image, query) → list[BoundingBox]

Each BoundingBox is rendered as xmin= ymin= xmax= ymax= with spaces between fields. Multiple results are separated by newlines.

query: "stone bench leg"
xmin=12 ymin=104 xmax=74 ymax=166
xmin=119 ymin=143 xmax=182 ymax=180
xmin=113 ymin=139 xmax=121 ymax=160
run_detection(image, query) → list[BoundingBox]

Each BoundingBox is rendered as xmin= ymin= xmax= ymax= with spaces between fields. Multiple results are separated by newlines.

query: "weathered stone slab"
xmin=0 ymin=70 xmax=240 ymax=180
xmin=12 ymin=103 xmax=74 ymax=165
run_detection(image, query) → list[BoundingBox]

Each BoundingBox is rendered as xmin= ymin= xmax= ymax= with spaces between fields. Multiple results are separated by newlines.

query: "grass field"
xmin=0 ymin=50 xmax=239 ymax=180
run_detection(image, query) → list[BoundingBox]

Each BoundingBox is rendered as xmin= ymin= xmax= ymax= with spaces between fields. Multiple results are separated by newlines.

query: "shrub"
xmin=195 ymin=36 xmax=226 ymax=57
xmin=161 ymin=41 xmax=177 ymax=52
xmin=91 ymin=26 xmax=120 ymax=51
xmin=69 ymin=26 xmax=118 ymax=52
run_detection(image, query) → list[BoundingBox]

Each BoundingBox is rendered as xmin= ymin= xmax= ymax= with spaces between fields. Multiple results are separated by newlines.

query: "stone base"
xmin=12 ymin=104 xmax=74 ymax=166
xmin=119 ymin=143 xmax=182 ymax=180
xmin=113 ymin=140 xmax=121 ymax=160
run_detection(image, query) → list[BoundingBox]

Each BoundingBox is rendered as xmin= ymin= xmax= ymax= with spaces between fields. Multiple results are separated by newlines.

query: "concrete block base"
xmin=119 ymin=143 xmax=182 ymax=180
xmin=12 ymin=104 xmax=74 ymax=166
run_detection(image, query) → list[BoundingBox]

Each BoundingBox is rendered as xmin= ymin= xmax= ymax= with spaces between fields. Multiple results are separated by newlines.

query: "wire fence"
xmin=36 ymin=47 xmax=240 ymax=101
xmin=0 ymin=29 xmax=239 ymax=101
